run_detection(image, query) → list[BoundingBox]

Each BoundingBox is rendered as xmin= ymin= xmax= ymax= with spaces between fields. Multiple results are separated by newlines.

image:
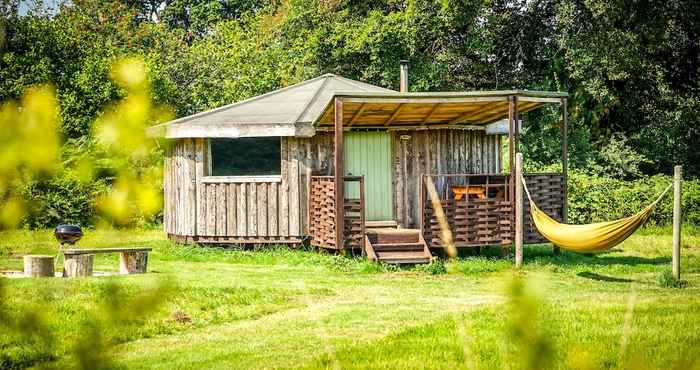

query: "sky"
xmin=18 ymin=0 xmax=64 ymax=16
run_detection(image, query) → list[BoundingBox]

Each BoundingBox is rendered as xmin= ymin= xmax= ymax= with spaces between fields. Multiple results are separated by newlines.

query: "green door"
xmin=344 ymin=131 xmax=393 ymax=221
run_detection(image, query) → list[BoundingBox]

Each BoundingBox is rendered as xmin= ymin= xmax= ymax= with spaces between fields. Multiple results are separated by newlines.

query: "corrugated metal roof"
xmin=148 ymin=74 xmax=393 ymax=138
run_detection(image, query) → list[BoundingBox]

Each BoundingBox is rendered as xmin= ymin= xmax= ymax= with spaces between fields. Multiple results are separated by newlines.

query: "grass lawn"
xmin=0 ymin=226 xmax=699 ymax=369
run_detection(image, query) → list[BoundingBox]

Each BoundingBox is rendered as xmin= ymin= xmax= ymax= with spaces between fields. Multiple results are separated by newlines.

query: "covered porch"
xmin=308 ymin=90 xmax=569 ymax=261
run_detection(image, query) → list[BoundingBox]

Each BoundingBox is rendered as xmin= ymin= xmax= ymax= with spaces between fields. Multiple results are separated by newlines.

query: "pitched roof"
xmin=147 ymin=74 xmax=393 ymax=138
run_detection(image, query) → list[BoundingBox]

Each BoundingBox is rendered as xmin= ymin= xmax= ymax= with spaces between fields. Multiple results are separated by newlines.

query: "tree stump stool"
xmin=119 ymin=251 xmax=149 ymax=274
xmin=63 ymin=254 xmax=94 ymax=277
xmin=23 ymin=255 xmax=55 ymax=277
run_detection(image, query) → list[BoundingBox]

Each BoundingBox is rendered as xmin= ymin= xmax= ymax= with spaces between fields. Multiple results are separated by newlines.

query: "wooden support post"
xmin=556 ymin=97 xmax=568 ymax=256
xmin=672 ymin=165 xmax=682 ymax=280
xmin=120 ymin=251 xmax=149 ymax=274
xmin=513 ymin=96 xmax=519 ymax=156
xmin=507 ymin=96 xmax=515 ymax=201
xmin=334 ymin=98 xmax=344 ymax=249
xmin=63 ymin=254 xmax=94 ymax=278
xmin=515 ymin=153 xmax=524 ymax=268
xmin=23 ymin=255 xmax=55 ymax=277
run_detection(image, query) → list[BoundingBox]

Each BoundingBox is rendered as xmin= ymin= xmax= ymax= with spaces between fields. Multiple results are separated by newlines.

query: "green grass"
xmin=0 ymin=226 xmax=699 ymax=369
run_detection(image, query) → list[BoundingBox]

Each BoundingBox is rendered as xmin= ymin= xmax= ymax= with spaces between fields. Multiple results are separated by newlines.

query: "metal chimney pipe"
xmin=399 ymin=60 xmax=409 ymax=92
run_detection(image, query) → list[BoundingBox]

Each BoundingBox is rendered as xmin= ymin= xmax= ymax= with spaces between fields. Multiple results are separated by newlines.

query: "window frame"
xmin=203 ymin=137 xmax=282 ymax=182
xmin=200 ymin=174 xmax=282 ymax=183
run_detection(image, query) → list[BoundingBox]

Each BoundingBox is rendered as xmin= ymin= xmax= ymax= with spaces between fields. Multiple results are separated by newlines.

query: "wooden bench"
xmin=62 ymin=248 xmax=152 ymax=277
xmin=452 ymin=185 xmax=487 ymax=200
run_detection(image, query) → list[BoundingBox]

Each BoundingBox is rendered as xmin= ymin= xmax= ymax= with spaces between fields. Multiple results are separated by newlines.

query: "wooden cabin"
xmin=148 ymin=67 xmax=569 ymax=263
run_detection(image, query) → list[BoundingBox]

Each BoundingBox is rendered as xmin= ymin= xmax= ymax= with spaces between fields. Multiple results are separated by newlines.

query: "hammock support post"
xmin=557 ymin=97 xmax=568 ymax=256
xmin=672 ymin=165 xmax=682 ymax=280
xmin=515 ymin=153 xmax=524 ymax=267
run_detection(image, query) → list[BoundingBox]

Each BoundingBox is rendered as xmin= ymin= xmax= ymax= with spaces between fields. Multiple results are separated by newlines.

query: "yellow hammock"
xmin=522 ymin=177 xmax=672 ymax=253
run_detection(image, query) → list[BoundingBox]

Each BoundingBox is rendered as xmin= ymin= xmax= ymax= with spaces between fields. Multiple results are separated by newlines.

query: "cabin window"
xmin=210 ymin=138 xmax=281 ymax=176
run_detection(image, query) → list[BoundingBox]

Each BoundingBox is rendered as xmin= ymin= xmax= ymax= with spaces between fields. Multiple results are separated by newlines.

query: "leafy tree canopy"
xmin=1 ymin=0 xmax=699 ymax=184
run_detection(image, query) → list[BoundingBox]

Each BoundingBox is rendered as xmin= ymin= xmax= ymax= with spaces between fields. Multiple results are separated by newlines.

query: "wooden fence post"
xmin=672 ymin=165 xmax=682 ymax=280
xmin=515 ymin=152 xmax=524 ymax=268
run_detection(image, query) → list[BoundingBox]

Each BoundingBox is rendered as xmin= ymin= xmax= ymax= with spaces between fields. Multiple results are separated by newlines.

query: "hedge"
xmin=567 ymin=171 xmax=700 ymax=226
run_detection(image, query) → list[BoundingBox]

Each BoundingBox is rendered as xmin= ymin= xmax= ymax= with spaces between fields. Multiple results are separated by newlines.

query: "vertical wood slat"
xmin=279 ymin=138 xmax=290 ymax=237
xmin=185 ymin=139 xmax=196 ymax=236
xmin=206 ymin=184 xmax=216 ymax=235
xmin=195 ymin=138 xmax=207 ymax=235
xmin=176 ymin=139 xmax=184 ymax=236
xmin=288 ymin=139 xmax=300 ymax=236
xmin=237 ymin=184 xmax=247 ymax=236
xmin=226 ymin=183 xmax=236 ymax=236
xmin=247 ymin=183 xmax=257 ymax=236
xmin=163 ymin=145 xmax=171 ymax=234
xmin=216 ymin=184 xmax=226 ymax=236
xmin=257 ymin=183 xmax=268 ymax=237
xmin=172 ymin=141 xmax=180 ymax=235
xmin=300 ymin=139 xmax=311 ymax=234
xmin=269 ymin=182 xmax=278 ymax=236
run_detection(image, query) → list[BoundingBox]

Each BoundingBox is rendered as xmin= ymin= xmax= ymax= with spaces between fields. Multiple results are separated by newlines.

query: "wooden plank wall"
xmin=392 ymin=129 xmax=502 ymax=229
xmin=163 ymin=138 xmax=197 ymax=236
xmin=196 ymin=181 xmax=286 ymax=237
xmin=164 ymin=138 xmax=309 ymax=239
xmin=164 ymin=130 xmax=501 ymax=240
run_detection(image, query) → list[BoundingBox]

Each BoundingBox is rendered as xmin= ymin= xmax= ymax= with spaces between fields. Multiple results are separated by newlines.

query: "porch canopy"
xmin=314 ymin=90 xmax=568 ymax=128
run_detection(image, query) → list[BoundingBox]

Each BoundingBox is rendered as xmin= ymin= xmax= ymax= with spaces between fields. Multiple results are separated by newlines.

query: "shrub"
xmin=20 ymin=172 xmax=108 ymax=229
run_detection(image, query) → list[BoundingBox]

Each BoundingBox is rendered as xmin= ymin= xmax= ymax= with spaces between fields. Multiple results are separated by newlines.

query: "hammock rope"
xmin=521 ymin=176 xmax=672 ymax=253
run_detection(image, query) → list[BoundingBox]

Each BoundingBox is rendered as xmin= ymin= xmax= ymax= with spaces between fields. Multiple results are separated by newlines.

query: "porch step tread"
xmin=365 ymin=220 xmax=398 ymax=228
xmin=372 ymin=242 xmax=425 ymax=252
xmin=375 ymin=251 xmax=431 ymax=259
xmin=365 ymin=228 xmax=419 ymax=235
xmin=381 ymin=258 xmax=433 ymax=264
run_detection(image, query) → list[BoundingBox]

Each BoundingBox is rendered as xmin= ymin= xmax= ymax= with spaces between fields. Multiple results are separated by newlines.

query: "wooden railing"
xmin=522 ymin=173 xmax=565 ymax=243
xmin=308 ymin=176 xmax=365 ymax=249
xmin=420 ymin=173 xmax=564 ymax=247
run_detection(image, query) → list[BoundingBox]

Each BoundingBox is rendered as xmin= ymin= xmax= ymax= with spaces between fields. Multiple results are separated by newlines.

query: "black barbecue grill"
xmin=54 ymin=224 xmax=83 ymax=246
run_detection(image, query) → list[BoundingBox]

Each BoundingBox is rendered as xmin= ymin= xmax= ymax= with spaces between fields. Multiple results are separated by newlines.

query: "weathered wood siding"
xmin=391 ymin=129 xmax=502 ymax=228
xmin=164 ymin=129 xmax=501 ymax=240
xmin=194 ymin=181 xmax=286 ymax=237
xmin=163 ymin=138 xmax=197 ymax=236
xmin=164 ymin=137 xmax=313 ymax=239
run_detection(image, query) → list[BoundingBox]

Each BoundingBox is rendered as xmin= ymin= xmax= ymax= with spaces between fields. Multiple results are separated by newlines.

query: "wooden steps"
xmin=364 ymin=227 xmax=433 ymax=265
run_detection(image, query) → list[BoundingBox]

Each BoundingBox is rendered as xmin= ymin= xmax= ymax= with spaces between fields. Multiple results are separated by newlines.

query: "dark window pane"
xmin=210 ymin=138 xmax=281 ymax=176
